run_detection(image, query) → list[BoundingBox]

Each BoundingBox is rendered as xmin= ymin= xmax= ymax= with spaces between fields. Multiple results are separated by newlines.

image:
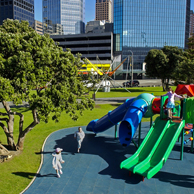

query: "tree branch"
xmin=2 ymin=101 xmax=11 ymax=113
xmin=0 ymin=121 xmax=9 ymax=134
xmin=0 ymin=118 xmax=9 ymax=122
xmin=0 ymin=112 xmax=9 ymax=116
xmin=23 ymin=109 xmax=39 ymax=134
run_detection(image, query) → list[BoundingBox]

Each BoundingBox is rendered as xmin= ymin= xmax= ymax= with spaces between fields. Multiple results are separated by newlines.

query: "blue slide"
xmin=86 ymin=93 xmax=154 ymax=146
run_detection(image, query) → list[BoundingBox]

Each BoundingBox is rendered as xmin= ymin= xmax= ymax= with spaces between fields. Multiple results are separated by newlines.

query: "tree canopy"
xmin=0 ymin=19 xmax=94 ymax=150
xmin=145 ymin=46 xmax=184 ymax=90
xmin=172 ymin=37 xmax=194 ymax=85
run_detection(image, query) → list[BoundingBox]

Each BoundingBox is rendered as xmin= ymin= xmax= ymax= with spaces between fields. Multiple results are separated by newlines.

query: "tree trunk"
xmin=165 ymin=78 xmax=170 ymax=91
xmin=161 ymin=79 xmax=165 ymax=91
xmin=7 ymin=115 xmax=16 ymax=150
xmin=1 ymin=101 xmax=16 ymax=150
xmin=16 ymin=109 xmax=39 ymax=150
xmin=0 ymin=144 xmax=10 ymax=154
xmin=16 ymin=132 xmax=25 ymax=150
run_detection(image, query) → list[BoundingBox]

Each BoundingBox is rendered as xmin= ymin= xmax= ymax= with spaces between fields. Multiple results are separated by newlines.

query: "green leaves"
xmin=0 ymin=19 xmax=94 ymax=123
xmin=0 ymin=77 xmax=14 ymax=101
xmin=145 ymin=49 xmax=168 ymax=78
xmin=145 ymin=46 xmax=185 ymax=90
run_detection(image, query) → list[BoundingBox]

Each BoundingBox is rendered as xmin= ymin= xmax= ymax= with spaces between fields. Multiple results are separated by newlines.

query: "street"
xmin=104 ymin=79 xmax=169 ymax=88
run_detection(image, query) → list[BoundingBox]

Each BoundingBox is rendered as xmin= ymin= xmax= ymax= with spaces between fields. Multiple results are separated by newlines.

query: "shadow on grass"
xmin=10 ymin=107 xmax=30 ymax=113
xmin=35 ymin=151 xmax=69 ymax=156
xmin=12 ymin=172 xmax=56 ymax=179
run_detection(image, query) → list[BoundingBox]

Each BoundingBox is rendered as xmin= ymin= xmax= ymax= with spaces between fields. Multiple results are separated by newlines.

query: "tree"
xmin=172 ymin=37 xmax=194 ymax=84
xmin=172 ymin=52 xmax=194 ymax=85
xmin=145 ymin=46 xmax=184 ymax=91
xmin=0 ymin=19 xmax=94 ymax=150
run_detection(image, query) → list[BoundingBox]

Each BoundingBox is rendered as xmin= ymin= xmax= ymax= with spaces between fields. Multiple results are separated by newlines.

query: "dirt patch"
xmin=8 ymin=150 xmax=22 ymax=157
xmin=95 ymin=105 xmax=101 ymax=108
xmin=0 ymin=148 xmax=22 ymax=163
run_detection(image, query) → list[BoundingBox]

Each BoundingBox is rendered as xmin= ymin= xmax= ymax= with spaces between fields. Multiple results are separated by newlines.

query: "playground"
xmin=22 ymin=84 xmax=194 ymax=193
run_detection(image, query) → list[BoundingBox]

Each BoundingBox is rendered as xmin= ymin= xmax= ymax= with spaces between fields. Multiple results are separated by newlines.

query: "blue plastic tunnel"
xmin=119 ymin=98 xmax=148 ymax=147
xmin=86 ymin=98 xmax=135 ymax=133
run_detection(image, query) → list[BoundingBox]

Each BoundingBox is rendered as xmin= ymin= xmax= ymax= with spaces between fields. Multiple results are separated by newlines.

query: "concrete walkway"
xmin=22 ymin=123 xmax=194 ymax=194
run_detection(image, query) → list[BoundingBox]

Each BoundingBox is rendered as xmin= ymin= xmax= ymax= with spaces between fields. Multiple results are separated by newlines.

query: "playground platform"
xmin=22 ymin=122 xmax=194 ymax=194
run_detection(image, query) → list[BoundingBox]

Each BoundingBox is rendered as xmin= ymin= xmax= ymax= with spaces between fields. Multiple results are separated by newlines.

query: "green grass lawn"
xmin=89 ymin=86 xmax=177 ymax=98
xmin=0 ymin=104 xmax=127 ymax=194
xmin=0 ymin=86 xmax=176 ymax=194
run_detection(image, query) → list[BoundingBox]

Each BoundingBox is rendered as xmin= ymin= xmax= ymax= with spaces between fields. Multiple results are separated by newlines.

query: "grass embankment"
xmin=0 ymin=86 xmax=175 ymax=194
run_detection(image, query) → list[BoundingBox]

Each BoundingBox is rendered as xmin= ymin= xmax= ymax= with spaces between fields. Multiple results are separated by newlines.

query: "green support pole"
xmin=191 ymin=126 xmax=194 ymax=152
xmin=132 ymin=139 xmax=138 ymax=149
xmin=114 ymin=124 xmax=118 ymax=139
xmin=138 ymin=122 xmax=141 ymax=147
xmin=180 ymin=127 xmax=184 ymax=160
xmin=150 ymin=116 xmax=152 ymax=128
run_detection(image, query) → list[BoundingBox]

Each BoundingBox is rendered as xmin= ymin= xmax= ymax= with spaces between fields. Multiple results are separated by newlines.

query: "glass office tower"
xmin=43 ymin=0 xmax=85 ymax=35
xmin=0 ymin=0 xmax=34 ymax=26
xmin=114 ymin=0 xmax=190 ymax=76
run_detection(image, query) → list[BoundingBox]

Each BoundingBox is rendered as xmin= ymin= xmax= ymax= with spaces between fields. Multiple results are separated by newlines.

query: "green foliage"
xmin=173 ymin=38 xmax=194 ymax=85
xmin=0 ymin=19 xmax=94 ymax=149
xmin=145 ymin=46 xmax=184 ymax=90
xmin=0 ymin=19 xmax=94 ymax=123
xmin=145 ymin=49 xmax=168 ymax=79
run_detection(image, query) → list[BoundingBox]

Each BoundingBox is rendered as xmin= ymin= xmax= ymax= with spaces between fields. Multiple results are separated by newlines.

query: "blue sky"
xmin=35 ymin=0 xmax=194 ymax=23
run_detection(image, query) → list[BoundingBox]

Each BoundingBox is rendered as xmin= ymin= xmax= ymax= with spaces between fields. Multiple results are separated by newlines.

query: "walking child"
xmin=52 ymin=147 xmax=65 ymax=178
xmin=74 ymin=127 xmax=85 ymax=153
xmin=162 ymin=87 xmax=182 ymax=119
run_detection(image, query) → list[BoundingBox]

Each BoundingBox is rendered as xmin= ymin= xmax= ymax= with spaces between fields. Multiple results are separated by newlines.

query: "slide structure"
xmin=86 ymin=93 xmax=155 ymax=146
xmin=86 ymin=91 xmax=189 ymax=179
xmin=120 ymin=118 xmax=185 ymax=179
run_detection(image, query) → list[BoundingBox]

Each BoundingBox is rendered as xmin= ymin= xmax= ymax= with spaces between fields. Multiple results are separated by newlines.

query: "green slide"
xmin=120 ymin=117 xmax=168 ymax=172
xmin=121 ymin=118 xmax=185 ymax=179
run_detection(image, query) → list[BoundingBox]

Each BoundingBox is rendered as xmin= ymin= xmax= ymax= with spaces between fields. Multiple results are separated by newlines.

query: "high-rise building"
xmin=95 ymin=0 xmax=112 ymax=22
xmin=0 ymin=0 xmax=34 ymax=26
xmin=114 ymin=0 xmax=190 ymax=79
xmin=190 ymin=10 xmax=194 ymax=37
xmin=43 ymin=0 xmax=85 ymax=35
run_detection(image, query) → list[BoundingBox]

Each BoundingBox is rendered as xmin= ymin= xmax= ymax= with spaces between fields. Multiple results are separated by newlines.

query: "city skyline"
xmin=35 ymin=0 xmax=194 ymax=23
xmin=42 ymin=0 xmax=85 ymax=35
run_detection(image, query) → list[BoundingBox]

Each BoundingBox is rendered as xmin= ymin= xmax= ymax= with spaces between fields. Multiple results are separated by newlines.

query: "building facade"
xmin=51 ymin=32 xmax=113 ymax=62
xmin=51 ymin=32 xmax=113 ymax=75
xmin=190 ymin=10 xmax=194 ymax=37
xmin=43 ymin=0 xmax=85 ymax=35
xmin=0 ymin=0 xmax=34 ymax=26
xmin=95 ymin=0 xmax=112 ymax=22
xmin=114 ymin=0 xmax=190 ymax=79
xmin=33 ymin=20 xmax=43 ymax=35
xmin=86 ymin=20 xmax=113 ymax=34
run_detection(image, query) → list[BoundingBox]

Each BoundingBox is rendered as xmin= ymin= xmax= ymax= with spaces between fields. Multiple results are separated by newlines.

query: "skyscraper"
xmin=190 ymin=10 xmax=194 ymax=37
xmin=95 ymin=0 xmax=112 ymax=22
xmin=0 ymin=0 xmax=34 ymax=26
xmin=114 ymin=0 xmax=190 ymax=78
xmin=43 ymin=0 xmax=85 ymax=35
